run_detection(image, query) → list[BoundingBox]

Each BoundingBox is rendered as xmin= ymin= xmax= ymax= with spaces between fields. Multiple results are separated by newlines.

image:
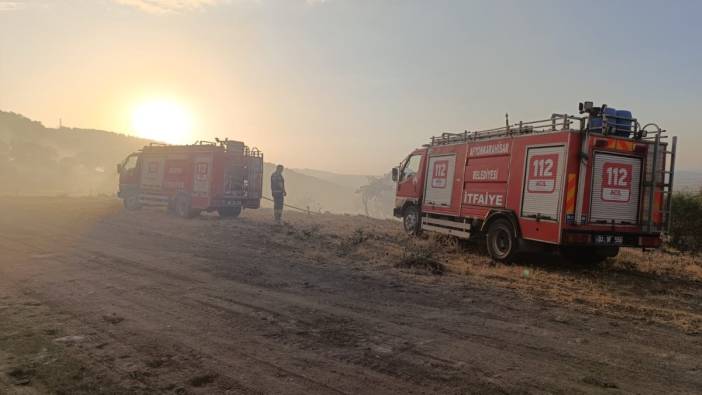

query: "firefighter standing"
xmin=271 ymin=164 xmax=286 ymax=224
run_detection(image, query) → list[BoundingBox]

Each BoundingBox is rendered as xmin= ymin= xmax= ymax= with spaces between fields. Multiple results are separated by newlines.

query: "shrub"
xmin=669 ymin=191 xmax=702 ymax=253
xmin=336 ymin=228 xmax=370 ymax=256
xmin=396 ymin=241 xmax=444 ymax=274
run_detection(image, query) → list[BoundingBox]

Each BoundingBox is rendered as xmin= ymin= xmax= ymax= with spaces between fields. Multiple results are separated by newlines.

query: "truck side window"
xmin=401 ymin=155 xmax=421 ymax=181
xmin=123 ymin=155 xmax=138 ymax=172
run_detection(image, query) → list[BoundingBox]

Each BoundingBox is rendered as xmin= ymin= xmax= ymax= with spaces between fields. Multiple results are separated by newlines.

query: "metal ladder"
xmin=643 ymin=125 xmax=677 ymax=233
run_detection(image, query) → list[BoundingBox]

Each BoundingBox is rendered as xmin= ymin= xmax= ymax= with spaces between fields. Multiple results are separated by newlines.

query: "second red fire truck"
xmin=117 ymin=139 xmax=263 ymax=218
xmin=392 ymin=102 xmax=677 ymax=263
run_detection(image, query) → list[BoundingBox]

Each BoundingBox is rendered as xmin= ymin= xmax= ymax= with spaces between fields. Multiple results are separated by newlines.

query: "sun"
xmin=131 ymin=100 xmax=193 ymax=144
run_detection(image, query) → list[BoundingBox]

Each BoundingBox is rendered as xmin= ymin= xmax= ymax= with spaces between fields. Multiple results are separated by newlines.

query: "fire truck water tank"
xmin=614 ymin=110 xmax=633 ymax=136
xmin=589 ymin=107 xmax=616 ymax=133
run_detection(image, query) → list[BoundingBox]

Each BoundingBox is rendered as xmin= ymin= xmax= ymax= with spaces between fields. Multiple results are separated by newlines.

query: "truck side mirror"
xmin=391 ymin=167 xmax=398 ymax=182
xmin=116 ymin=164 xmax=123 ymax=174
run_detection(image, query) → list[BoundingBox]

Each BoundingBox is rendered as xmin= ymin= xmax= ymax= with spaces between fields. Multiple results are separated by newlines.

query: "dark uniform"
xmin=271 ymin=166 xmax=286 ymax=223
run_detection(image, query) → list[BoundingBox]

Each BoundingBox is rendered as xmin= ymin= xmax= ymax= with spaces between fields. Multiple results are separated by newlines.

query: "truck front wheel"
xmin=486 ymin=218 xmax=518 ymax=262
xmin=402 ymin=205 xmax=421 ymax=235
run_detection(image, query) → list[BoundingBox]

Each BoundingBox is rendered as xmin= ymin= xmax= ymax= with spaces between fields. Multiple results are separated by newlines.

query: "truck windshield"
xmin=401 ymin=154 xmax=421 ymax=181
xmin=123 ymin=155 xmax=138 ymax=171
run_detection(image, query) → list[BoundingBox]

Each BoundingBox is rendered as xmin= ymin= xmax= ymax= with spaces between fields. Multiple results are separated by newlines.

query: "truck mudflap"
xmin=562 ymin=230 xmax=661 ymax=248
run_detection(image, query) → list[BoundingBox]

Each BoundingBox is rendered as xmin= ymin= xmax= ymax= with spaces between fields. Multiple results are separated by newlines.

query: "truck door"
xmin=140 ymin=155 xmax=166 ymax=192
xmin=396 ymin=153 xmax=424 ymax=200
xmin=424 ymin=154 xmax=456 ymax=208
xmin=118 ymin=154 xmax=140 ymax=193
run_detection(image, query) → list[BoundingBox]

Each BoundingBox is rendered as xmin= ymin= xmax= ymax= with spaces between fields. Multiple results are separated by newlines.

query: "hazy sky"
xmin=1 ymin=0 xmax=701 ymax=174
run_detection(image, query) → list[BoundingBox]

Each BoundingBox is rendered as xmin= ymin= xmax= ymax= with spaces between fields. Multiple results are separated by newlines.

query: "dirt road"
xmin=1 ymin=197 xmax=701 ymax=394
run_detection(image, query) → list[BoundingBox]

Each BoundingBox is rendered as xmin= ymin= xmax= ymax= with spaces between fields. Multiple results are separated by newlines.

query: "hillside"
xmin=291 ymin=168 xmax=372 ymax=191
xmin=0 ymin=110 xmax=383 ymax=215
xmin=0 ymin=111 xmax=151 ymax=196
xmin=261 ymin=163 xmax=362 ymax=214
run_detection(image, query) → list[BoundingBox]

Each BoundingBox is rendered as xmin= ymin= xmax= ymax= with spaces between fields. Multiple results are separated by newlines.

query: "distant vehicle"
xmin=117 ymin=139 xmax=263 ymax=218
xmin=392 ymin=102 xmax=677 ymax=263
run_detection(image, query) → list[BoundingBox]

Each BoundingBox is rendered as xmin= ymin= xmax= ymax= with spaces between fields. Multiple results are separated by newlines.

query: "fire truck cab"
xmin=392 ymin=102 xmax=677 ymax=263
xmin=117 ymin=139 xmax=263 ymax=218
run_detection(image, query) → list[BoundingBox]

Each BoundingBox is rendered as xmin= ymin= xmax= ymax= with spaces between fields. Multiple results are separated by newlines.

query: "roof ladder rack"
xmin=428 ymin=114 xmax=589 ymax=147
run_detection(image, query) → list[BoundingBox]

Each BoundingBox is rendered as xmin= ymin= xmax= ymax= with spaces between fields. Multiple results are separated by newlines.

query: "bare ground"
xmin=0 ymin=197 xmax=701 ymax=394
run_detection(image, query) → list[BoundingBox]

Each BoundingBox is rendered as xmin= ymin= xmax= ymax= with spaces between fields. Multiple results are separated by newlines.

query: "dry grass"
xmin=395 ymin=239 xmax=445 ymax=274
xmin=448 ymin=248 xmax=702 ymax=332
xmin=269 ymin=210 xmax=702 ymax=333
xmin=615 ymin=248 xmax=702 ymax=280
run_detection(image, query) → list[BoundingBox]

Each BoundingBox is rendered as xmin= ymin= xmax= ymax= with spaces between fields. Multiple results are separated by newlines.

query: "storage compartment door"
xmin=521 ymin=145 xmax=566 ymax=221
xmin=424 ymin=155 xmax=456 ymax=208
xmin=590 ymin=153 xmax=642 ymax=224
xmin=247 ymin=156 xmax=264 ymax=199
xmin=193 ymin=155 xmax=213 ymax=198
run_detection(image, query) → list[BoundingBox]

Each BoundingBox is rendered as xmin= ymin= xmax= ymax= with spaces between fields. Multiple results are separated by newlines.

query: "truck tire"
xmin=175 ymin=195 xmax=198 ymax=218
xmin=402 ymin=205 xmax=421 ymax=235
xmin=123 ymin=194 xmax=141 ymax=210
xmin=486 ymin=218 xmax=518 ymax=262
xmin=218 ymin=207 xmax=242 ymax=218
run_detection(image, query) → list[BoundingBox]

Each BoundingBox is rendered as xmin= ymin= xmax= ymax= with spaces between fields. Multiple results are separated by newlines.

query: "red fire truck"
xmin=117 ymin=139 xmax=263 ymax=218
xmin=392 ymin=102 xmax=677 ymax=263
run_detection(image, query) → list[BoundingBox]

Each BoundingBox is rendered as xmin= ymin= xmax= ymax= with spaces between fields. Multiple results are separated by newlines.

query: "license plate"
xmin=593 ymin=235 xmax=624 ymax=245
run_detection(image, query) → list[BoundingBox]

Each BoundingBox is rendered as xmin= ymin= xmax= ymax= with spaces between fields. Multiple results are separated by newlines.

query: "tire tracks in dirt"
xmin=1 ymin=200 xmax=701 ymax=394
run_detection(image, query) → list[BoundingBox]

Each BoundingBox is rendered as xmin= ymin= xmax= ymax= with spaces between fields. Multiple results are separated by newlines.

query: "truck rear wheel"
xmin=402 ymin=205 xmax=421 ymax=235
xmin=486 ymin=218 xmax=518 ymax=262
xmin=218 ymin=207 xmax=241 ymax=218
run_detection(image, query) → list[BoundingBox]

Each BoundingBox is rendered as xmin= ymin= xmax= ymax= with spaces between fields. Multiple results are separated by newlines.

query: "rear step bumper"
xmin=562 ymin=230 xmax=662 ymax=248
